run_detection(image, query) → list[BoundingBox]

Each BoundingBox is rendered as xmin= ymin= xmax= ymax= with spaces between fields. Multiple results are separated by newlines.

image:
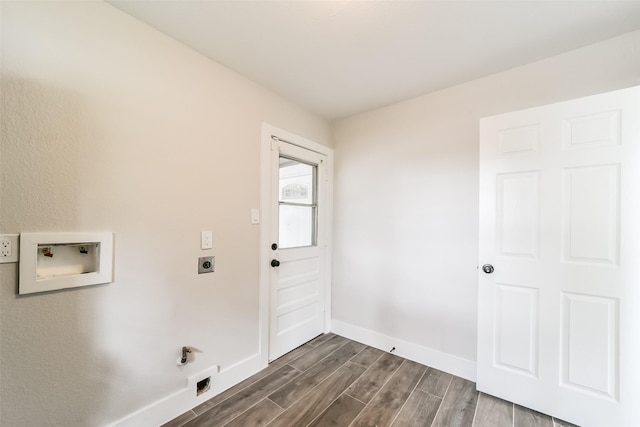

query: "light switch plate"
xmin=201 ymin=231 xmax=213 ymax=250
xmin=251 ymin=208 xmax=260 ymax=224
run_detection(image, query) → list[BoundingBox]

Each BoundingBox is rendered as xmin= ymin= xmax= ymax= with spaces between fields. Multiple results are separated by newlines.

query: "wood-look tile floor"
xmin=163 ymin=334 xmax=579 ymax=427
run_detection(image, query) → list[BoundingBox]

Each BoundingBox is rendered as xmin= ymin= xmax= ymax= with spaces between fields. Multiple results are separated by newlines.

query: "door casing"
xmin=259 ymin=123 xmax=333 ymax=367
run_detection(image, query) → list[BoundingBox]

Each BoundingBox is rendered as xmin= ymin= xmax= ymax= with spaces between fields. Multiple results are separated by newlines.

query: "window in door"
xmin=278 ymin=156 xmax=317 ymax=249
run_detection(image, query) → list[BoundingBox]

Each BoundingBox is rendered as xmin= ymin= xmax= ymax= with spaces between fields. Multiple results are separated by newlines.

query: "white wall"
xmin=331 ymin=30 xmax=640 ymax=376
xmin=0 ymin=2 xmax=330 ymax=426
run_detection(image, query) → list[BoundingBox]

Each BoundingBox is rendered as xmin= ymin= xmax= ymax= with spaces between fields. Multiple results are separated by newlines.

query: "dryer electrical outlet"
xmin=198 ymin=256 xmax=214 ymax=274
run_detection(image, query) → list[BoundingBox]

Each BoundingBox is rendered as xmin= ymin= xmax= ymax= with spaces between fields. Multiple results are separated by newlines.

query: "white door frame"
xmin=259 ymin=123 xmax=333 ymax=367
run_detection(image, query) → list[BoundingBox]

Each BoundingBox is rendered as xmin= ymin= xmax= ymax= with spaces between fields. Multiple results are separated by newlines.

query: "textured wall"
xmin=0 ymin=2 xmax=330 ymax=425
xmin=332 ymin=31 xmax=640 ymax=364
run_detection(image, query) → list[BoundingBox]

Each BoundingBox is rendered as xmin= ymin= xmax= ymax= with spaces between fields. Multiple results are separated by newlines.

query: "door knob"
xmin=271 ymin=259 xmax=280 ymax=268
xmin=482 ymin=264 xmax=494 ymax=274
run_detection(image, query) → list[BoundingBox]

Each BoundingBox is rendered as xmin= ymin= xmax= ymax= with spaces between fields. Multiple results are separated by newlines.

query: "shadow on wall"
xmin=0 ymin=76 xmax=116 ymax=426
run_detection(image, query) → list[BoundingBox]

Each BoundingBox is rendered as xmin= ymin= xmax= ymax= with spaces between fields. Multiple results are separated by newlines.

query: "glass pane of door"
xmin=279 ymin=156 xmax=317 ymax=249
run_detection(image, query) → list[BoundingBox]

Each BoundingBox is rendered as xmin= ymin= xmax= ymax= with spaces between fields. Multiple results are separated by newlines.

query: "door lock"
xmin=482 ymin=264 xmax=494 ymax=274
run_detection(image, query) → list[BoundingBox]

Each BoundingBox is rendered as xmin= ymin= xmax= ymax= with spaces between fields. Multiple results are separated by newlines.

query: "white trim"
xmin=331 ymin=319 xmax=477 ymax=381
xmin=323 ymin=148 xmax=334 ymax=334
xmin=259 ymin=123 xmax=334 ymax=367
xmin=107 ymin=353 xmax=261 ymax=427
xmin=259 ymin=126 xmax=272 ymax=368
xmin=264 ymin=124 xmax=332 ymax=156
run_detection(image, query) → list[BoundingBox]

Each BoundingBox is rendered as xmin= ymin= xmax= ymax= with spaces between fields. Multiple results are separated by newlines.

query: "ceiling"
xmin=108 ymin=1 xmax=640 ymax=120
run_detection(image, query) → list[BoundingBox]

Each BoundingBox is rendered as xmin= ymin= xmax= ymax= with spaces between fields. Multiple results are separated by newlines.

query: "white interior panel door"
xmin=269 ymin=138 xmax=327 ymax=361
xmin=478 ymin=86 xmax=640 ymax=427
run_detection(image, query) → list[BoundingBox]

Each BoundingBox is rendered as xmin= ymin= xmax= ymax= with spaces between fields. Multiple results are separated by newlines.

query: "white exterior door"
xmin=478 ymin=86 xmax=640 ymax=427
xmin=266 ymin=134 xmax=329 ymax=362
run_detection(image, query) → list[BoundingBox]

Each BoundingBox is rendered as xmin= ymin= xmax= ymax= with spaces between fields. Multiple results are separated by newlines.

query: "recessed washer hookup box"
xmin=19 ymin=232 xmax=114 ymax=295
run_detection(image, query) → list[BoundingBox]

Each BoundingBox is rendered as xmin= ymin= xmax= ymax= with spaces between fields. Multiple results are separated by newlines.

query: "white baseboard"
xmin=107 ymin=353 xmax=263 ymax=427
xmin=107 ymin=322 xmax=476 ymax=426
xmin=331 ymin=319 xmax=477 ymax=382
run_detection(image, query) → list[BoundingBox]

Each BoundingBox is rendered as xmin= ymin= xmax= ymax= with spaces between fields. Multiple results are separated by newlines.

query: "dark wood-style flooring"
xmin=163 ymin=334 xmax=579 ymax=427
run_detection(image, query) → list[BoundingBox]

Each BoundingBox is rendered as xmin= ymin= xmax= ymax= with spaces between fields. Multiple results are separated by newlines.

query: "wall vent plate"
xmin=198 ymin=256 xmax=214 ymax=274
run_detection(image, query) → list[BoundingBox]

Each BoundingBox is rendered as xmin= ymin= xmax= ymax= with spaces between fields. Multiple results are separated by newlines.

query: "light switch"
xmin=251 ymin=208 xmax=260 ymax=224
xmin=201 ymin=231 xmax=213 ymax=249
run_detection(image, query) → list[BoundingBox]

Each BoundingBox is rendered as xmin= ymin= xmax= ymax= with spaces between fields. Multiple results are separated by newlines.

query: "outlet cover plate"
xmin=198 ymin=256 xmax=214 ymax=274
xmin=0 ymin=234 xmax=19 ymax=263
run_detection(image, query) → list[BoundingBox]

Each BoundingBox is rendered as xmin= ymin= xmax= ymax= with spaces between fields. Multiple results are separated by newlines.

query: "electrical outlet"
xmin=0 ymin=234 xmax=19 ymax=263
xmin=198 ymin=256 xmax=214 ymax=274
xmin=1 ymin=241 xmax=10 ymax=257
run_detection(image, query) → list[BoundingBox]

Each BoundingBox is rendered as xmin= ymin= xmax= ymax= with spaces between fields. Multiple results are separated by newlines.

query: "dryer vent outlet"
xmin=196 ymin=377 xmax=211 ymax=396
